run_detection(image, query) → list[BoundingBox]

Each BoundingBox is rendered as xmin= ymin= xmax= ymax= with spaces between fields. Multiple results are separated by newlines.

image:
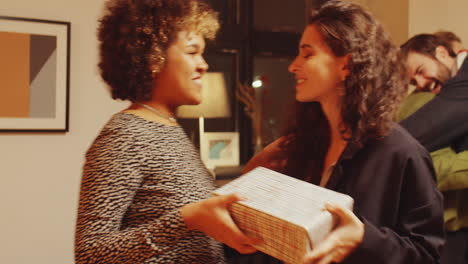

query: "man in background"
xmin=399 ymin=33 xmax=468 ymax=264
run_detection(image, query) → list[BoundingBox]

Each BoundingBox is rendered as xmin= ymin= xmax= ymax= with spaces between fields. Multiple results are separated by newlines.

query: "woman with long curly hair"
xmin=244 ymin=1 xmax=444 ymax=263
xmin=74 ymin=0 xmax=258 ymax=263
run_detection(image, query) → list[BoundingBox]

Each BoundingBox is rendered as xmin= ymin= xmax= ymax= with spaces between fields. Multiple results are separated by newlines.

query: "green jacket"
xmin=398 ymin=92 xmax=468 ymax=231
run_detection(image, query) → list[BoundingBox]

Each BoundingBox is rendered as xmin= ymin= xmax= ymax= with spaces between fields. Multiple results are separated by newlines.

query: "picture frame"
xmin=201 ymin=132 xmax=240 ymax=169
xmin=0 ymin=16 xmax=70 ymax=132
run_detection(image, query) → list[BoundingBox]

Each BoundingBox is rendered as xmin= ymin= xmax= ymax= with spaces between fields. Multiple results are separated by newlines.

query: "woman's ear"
xmin=340 ymin=53 xmax=352 ymax=80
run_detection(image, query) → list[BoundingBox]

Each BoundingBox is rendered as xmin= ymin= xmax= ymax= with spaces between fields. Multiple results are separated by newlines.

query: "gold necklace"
xmin=136 ymin=102 xmax=177 ymax=123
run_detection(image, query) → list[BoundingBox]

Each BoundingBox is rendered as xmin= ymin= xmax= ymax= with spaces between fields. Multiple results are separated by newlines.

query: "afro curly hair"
xmin=98 ymin=0 xmax=219 ymax=102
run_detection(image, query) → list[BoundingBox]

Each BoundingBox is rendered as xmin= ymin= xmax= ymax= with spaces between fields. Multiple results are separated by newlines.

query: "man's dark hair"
xmin=434 ymin=30 xmax=462 ymax=47
xmin=400 ymin=33 xmax=457 ymax=62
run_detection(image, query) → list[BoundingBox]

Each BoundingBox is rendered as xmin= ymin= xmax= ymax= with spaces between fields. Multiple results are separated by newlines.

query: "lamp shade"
xmin=176 ymin=72 xmax=230 ymax=118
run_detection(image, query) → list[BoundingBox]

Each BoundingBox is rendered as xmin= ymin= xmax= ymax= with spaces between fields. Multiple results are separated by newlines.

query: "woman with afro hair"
xmin=75 ymin=0 xmax=258 ymax=263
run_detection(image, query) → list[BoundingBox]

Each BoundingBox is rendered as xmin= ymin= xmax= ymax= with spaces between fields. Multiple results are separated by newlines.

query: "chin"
xmin=187 ymin=96 xmax=202 ymax=105
xmin=295 ymin=94 xmax=315 ymax=103
xmin=295 ymin=93 xmax=305 ymax=102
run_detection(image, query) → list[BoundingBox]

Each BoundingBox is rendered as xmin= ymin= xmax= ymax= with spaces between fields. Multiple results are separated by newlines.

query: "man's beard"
xmin=423 ymin=61 xmax=452 ymax=94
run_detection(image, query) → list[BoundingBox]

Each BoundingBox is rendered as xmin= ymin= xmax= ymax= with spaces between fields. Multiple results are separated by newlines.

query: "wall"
xmin=352 ymin=0 xmax=409 ymax=45
xmin=409 ymin=0 xmax=468 ymax=46
xmin=0 ymin=0 xmax=126 ymax=263
xmin=1 ymin=1 xmax=467 ymax=264
xmin=351 ymin=0 xmax=468 ymax=47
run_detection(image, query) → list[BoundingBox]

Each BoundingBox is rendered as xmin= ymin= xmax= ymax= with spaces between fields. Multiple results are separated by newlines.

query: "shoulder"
xmin=353 ymin=123 xmax=434 ymax=179
xmin=385 ymin=125 xmax=442 ymax=206
xmin=369 ymin=124 xmax=437 ymax=183
xmin=94 ymin=112 xmax=172 ymax=143
xmin=369 ymin=123 xmax=429 ymax=158
xmin=353 ymin=124 xmax=439 ymax=201
xmin=442 ymin=55 xmax=468 ymax=96
xmin=103 ymin=112 xmax=150 ymax=135
xmin=388 ymin=123 xmax=425 ymax=149
xmin=86 ymin=113 xmax=145 ymax=156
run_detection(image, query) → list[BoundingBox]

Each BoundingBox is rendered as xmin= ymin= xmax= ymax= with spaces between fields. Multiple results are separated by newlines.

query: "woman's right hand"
xmin=303 ymin=204 xmax=364 ymax=264
xmin=181 ymin=193 xmax=261 ymax=254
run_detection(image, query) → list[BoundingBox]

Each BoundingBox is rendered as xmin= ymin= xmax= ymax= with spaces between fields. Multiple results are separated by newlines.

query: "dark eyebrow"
xmin=186 ymin=43 xmax=205 ymax=52
xmin=300 ymin=44 xmax=314 ymax=50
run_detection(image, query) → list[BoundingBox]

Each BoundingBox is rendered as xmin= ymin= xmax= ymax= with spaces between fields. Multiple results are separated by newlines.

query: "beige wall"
xmin=409 ymin=0 xmax=468 ymax=47
xmin=1 ymin=1 xmax=467 ymax=264
xmin=0 ymin=0 xmax=126 ymax=263
xmin=353 ymin=0 xmax=409 ymax=45
xmin=351 ymin=0 xmax=468 ymax=48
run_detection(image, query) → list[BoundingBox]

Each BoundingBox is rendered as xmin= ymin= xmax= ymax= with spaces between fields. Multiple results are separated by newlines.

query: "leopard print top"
xmin=75 ymin=112 xmax=225 ymax=264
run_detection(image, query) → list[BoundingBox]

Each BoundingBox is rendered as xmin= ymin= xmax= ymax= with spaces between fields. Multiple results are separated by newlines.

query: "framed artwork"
xmin=201 ymin=132 xmax=240 ymax=169
xmin=0 ymin=16 xmax=70 ymax=132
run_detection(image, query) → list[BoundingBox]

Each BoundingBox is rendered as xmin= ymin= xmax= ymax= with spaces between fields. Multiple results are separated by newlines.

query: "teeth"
xmin=297 ymin=79 xmax=305 ymax=84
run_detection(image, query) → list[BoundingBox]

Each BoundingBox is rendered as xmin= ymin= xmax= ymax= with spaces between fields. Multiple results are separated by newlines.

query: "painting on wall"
xmin=0 ymin=16 xmax=70 ymax=132
xmin=201 ymin=132 xmax=240 ymax=169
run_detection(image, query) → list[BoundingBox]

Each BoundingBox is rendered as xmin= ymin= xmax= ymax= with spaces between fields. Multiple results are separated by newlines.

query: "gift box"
xmin=213 ymin=167 xmax=354 ymax=264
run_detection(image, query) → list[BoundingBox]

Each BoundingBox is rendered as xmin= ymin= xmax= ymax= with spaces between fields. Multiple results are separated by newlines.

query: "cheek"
xmin=427 ymin=61 xmax=444 ymax=77
xmin=179 ymin=55 xmax=195 ymax=69
xmin=307 ymin=67 xmax=338 ymax=87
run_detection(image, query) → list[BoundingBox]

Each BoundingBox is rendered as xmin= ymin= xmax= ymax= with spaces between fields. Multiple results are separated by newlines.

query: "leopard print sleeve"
xmin=75 ymin=113 xmax=225 ymax=264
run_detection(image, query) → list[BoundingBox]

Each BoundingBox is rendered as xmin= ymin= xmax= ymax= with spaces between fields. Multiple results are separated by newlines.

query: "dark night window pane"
xmin=253 ymin=56 xmax=296 ymax=146
xmin=254 ymin=0 xmax=307 ymax=33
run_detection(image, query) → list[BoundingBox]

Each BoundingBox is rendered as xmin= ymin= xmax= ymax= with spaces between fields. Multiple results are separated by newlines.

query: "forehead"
xmin=173 ymin=30 xmax=205 ymax=46
xmin=299 ymin=25 xmax=330 ymax=51
xmin=406 ymin=52 xmax=437 ymax=75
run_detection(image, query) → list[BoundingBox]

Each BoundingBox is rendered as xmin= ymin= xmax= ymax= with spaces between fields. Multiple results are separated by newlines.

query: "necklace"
xmin=136 ymin=102 xmax=177 ymax=123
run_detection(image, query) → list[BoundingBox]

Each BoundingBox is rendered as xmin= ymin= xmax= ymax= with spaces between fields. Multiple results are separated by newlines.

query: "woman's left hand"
xmin=181 ymin=193 xmax=261 ymax=254
xmin=303 ymin=203 xmax=364 ymax=264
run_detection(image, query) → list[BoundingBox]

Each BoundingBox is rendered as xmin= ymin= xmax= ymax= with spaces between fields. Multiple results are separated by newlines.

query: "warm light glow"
xmin=252 ymin=80 xmax=263 ymax=88
xmin=176 ymin=72 xmax=230 ymax=118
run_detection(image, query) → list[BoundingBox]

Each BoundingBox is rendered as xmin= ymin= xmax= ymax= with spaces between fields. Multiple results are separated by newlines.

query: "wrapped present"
xmin=213 ymin=166 xmax=354 ymax=264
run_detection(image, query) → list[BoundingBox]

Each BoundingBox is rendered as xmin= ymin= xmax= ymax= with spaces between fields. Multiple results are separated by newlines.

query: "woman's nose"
xmin=198 ymin=56 xmax=209 ymax=73
xmin=288 ymin=57 xmax=299 ymax=73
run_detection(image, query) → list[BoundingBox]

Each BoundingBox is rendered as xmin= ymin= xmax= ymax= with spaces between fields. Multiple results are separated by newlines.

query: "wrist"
xmin=181 ymin=203 xmax=197 ymax=230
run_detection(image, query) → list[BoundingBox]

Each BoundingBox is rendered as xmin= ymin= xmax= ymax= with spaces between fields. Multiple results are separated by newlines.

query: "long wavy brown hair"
xmin=278 ymin=0 xmax=407 ymax=184
xmin=98 ymin=0 xmax=219 ymax=102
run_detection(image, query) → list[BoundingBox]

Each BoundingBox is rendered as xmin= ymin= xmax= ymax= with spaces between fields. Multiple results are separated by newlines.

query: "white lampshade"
xmin=176 ymin=72 xmax=230 ymax=118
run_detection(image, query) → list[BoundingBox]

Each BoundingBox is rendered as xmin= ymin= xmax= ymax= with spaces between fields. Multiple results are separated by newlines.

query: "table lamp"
xmin=176 ymin=72 xmax=231 ymax=168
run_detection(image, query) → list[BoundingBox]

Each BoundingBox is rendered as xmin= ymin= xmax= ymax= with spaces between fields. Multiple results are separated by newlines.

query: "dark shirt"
xmin=231 ymin=124 xmax=445 ymax=264
xmin=333 ymin=123 xmax=444 ymax=263
xmin=401 ymin=57 xmax=468 ymax=152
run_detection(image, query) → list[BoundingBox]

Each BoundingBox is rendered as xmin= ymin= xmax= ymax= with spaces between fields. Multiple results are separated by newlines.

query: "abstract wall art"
xmin=201 ymin=132 xmax=240 ymax=169
xmin=0 ymin=16 xmax=70 ymax=132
